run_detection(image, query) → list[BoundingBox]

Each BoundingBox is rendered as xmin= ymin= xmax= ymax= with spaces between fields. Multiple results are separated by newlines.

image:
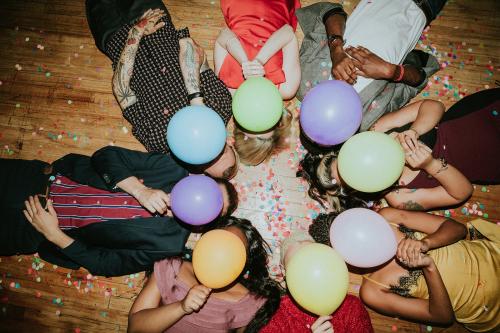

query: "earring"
xmin=243 ymin=270 xmax=250 ymax=279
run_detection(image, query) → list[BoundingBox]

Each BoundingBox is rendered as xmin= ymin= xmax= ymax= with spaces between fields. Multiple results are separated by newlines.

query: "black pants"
xmin=86 ymin=0 xmax=167 ymax=53
xmin=0 ymin=159 xmax=49 ymax=255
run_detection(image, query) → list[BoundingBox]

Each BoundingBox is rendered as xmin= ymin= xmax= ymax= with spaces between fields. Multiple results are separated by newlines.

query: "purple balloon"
xmin=300 ymin=80 xmax=362 ymax=146
xmin=171 ymin=175 xmax=223 ymax=225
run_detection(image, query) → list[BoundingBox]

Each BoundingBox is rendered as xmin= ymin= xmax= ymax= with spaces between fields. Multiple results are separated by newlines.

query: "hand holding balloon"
xmin=404 ymin=142 xmax=433 ymax=170
xmin=181 ymin=285 xmax=211 ymax=314
xmin=310 ymin=316 xmax=334 ymax=333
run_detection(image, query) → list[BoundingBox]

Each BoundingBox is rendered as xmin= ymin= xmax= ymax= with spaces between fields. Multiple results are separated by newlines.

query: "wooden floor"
xmin=0 ymin=0 xmax=499 ymax=332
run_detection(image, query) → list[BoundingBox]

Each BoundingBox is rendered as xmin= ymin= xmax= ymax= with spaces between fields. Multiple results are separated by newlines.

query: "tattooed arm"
xmin=112 ymin=9 xmax=165 ymax=110
xmin=179 ymin=38 xmax=205 ymax=106
xmin=385 ymin=143 xmax=473 ymax=210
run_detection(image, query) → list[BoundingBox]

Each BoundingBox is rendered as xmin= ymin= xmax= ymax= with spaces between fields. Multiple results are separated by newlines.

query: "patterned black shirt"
xmin=105 ymin=15 xmax=232 ymax=153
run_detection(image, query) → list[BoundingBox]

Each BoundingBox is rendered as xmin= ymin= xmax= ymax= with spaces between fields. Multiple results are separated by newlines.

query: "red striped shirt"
xmin=49 ymin=175 xmax=152 ymax=229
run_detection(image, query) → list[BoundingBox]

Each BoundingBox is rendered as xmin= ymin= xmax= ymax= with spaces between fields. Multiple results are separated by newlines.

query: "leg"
xmin=0 ymin=159 xmax=48 ymax=255
xmin=278 ymin=32 xmax=300 ymax=100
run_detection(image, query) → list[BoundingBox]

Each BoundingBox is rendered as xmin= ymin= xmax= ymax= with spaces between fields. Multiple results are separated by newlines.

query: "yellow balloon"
xmin=338 ymin=131 xmax=405 ymax=193
xmin=286 ymin=243 xmax=349 ymax=316
xmin=192 ymin=230 xmax=246 ymax=289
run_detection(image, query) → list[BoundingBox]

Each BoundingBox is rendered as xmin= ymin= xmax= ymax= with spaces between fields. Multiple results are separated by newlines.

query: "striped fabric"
xmin=49 ymin=175 xmax=152 ymax=229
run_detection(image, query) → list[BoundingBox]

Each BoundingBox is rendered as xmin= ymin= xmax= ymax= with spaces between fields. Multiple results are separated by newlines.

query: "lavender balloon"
xmin=170 ymin=175 xmax=223 ymax=226
xmin=329 ymin=208 xmax=397 ymax=268
xmin=300 ymin=80 xmax=362 ymax=146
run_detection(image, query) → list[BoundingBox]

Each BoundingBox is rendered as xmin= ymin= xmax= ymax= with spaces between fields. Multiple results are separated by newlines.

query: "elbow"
xmin=430 ymin=312 xmax=454 ymax=327
xmin=452 ymin=183 xmax=473 ymax=203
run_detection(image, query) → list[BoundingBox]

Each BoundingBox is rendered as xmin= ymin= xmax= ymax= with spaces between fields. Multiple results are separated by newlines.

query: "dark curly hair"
xmin=213 ymin=177 xmax=239 ymax=217
xmin=308 ymin=212 xmax=339 ymax=246
xmin=297 ymin=152 xmax=368 ymax=213
xmin=214 ymin=216 xmax=283 ymax=332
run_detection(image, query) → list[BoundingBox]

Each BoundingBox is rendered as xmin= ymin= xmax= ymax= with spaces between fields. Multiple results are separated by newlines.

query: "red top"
xmin=49 ymin=175 xmax=152 ymax=229
xmin=260 ymin=294 xmax=374 ymax=333
xmin=405 ymin=99 xmax=500 ymax=189
xmin=218 ymin=0 xmax=300 ymax=88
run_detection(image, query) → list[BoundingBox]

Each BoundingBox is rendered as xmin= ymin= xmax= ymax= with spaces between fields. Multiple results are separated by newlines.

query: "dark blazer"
xmin=39 ymin=146 xmax=190 ymax=276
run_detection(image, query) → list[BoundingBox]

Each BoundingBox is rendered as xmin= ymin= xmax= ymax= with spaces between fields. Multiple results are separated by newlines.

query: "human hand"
xmin=331 ymin=48 xmax=357 ymax=84
xmin=310 ymin=316 xmax=334 ymax=333
xmin=398 ymin=249 xmax=433 ymax=268
xmin=135 ymin=8 xmax=166 ymax=36
xmin=404 ymin=142 xmax=433 ymax=170
xmin=242 ymin=59 xmax=265 ymax=79
xmin=395 ymin=129 xmax=419 ymax=151
xmin=346 ymin=46 xmax=395 ymax=80
xmin=23 ymin=196 xmax=60 ymax=239
xmin=181 ymin=285 xmax=211 ymax=314
xmin=397 ymin=237 xmax=430 ymax=266
xmin=133 ymin=187 xmax=170 ymax=214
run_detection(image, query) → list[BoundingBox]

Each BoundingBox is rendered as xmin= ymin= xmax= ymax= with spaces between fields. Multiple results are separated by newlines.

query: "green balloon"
xmin=338 ymin=132 xmax=405 ymax=193
xmin=232 ymin=77 xmax=283 ymax=132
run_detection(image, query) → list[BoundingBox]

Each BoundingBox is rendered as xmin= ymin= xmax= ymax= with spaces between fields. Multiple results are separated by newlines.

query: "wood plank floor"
xmin=0 ymin=0 xmax=499 ymax=332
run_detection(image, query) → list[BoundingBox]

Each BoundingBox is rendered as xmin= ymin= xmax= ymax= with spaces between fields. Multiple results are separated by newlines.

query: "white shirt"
xmin=334 ymin=0 xmax=426 ymax=93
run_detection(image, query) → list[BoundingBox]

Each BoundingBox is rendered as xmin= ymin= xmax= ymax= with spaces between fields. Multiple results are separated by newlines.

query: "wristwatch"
xmin=327 ymin=34 xmax=345 ymax=48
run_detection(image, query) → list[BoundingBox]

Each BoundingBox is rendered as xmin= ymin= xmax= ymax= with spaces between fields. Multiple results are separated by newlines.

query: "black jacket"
xmin=40 ymin=146 xmax=190 ymax=276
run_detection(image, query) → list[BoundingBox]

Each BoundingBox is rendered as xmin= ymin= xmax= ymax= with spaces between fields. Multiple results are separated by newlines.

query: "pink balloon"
xmin=329 ymin=208 xmax=397 ymax=268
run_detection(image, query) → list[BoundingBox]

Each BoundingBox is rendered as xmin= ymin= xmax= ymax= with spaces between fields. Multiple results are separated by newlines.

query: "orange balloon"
xmin=192 ymin=229 xmax=247 ymax=289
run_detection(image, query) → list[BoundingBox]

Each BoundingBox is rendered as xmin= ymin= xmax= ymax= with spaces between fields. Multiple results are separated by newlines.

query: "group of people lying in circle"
xmin=1 ymin=0 xmax=498 ymax=332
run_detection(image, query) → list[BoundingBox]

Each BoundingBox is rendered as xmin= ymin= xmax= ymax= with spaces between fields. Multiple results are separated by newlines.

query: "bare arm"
xmin=128 ymin=275 xmax=186 ymax=333
xmin=361 ymin=259 xmax=454 ymax=326
xmin=371 ymin=100 xmax=445 ymax=134
xmin=179 ymin=38 xmax=206 ymax=106
xmin=386 ymin=144 xmax=473 ymax=210
xmin=112 ymin=9 xmax=165 ymax=110
xmin=380 ymin=208 xmax=467 ymax=249
xmin=215 ymin=27 xmax=249 ymax=65
xmin=347 ymin=46 xmax=426 ymax=87
xmin=254 ymin=24 xmax=295 ymax=65
xmin=324 ymin=12 xmax=357 ymax=84
xmin=129 ymin=276 xmax=211 ymax=333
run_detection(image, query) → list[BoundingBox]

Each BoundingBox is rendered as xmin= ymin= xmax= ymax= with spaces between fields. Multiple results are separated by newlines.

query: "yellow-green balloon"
xmin=338 ymin=132 xmax=405 ymax=193
xmin=232 ymin=77 xmax=283 ymax=132
xmin=286 ymin=243 xmax=349 ymax=316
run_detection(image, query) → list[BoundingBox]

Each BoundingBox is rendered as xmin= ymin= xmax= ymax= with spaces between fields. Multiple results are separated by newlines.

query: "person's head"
xmin=308 ymin=212 xmax=338 ymax=246
xmin=204 ymin=144 xmax=240 ymax=180
xmin=213 ymin=177 xmax=239 ymax=217
xmin=234 ymin=110 xmax=293 ymax=166
xmin=214 ymin=217 xmax=283 ymax=333
xmin=279 ymin=231 xmax=315 ymax=271
xmin=297 ymin=151 xmax=368 ymax=213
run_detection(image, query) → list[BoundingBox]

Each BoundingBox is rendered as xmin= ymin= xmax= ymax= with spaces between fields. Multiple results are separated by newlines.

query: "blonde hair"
xmin=234 ymin=110 xmax=293 ymax=166
xmin=222 ymin=144 xmax=240 ymax=179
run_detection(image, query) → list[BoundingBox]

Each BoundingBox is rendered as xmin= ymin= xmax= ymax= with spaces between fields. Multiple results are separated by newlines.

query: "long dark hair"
xmin=215 ymin=217 xmax=283 ymax=332
xmin=297 ymin=152 xmax=368 ymax=213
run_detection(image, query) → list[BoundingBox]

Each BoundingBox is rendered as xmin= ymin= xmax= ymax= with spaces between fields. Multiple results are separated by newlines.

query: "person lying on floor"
xmin=298 ymin=89 xmax=500 ymax=212
xmin=0 ymin=146 xmax=237 ymax=277
xmin=259 ymin=231 xmax=374 ymax=333
xmin=128 ymin=217 xmax=282 ymax=333
xmin=309 ymin=209 xmax=499 ymax=332
xmin=86 ymin=0 xmax=238 ymax=179
xmin=296 ymin=0 xmax=445 ymax=131
xmin=215 ymin=0 xmax=301 ymax=166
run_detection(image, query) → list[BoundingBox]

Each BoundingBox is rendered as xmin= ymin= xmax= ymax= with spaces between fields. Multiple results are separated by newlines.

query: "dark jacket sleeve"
xmin=51 ymin=153 xmax=110 ymax=190
xmin=38 ymin=217 xmax=190 ymax=277
xmin=90 ymin=146 xmax=188 ymax=192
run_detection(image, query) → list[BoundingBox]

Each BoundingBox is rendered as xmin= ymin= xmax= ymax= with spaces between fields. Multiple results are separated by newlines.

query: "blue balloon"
xmin=167 ymin=106 xmax=227 ymax=165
